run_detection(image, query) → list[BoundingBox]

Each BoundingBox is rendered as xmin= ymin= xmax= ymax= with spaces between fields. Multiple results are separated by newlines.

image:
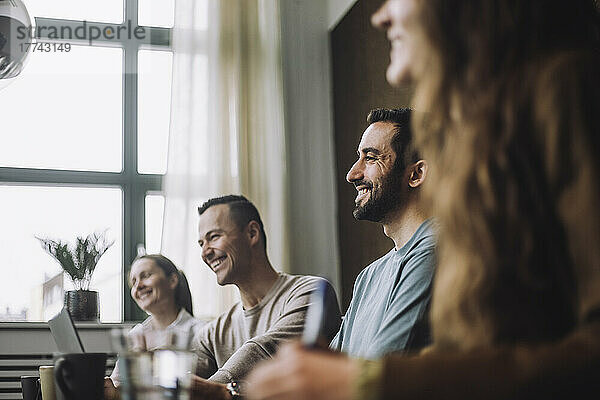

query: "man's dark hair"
xmin=198 ymin=195 xmax=267 ymax=250
xmin=367 ymin=108 xmax=419 ymax=171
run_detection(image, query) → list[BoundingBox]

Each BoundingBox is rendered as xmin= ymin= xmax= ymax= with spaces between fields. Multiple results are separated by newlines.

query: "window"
xmin=0 ymin=186 xmax=123 ymax=322
xmin=138 ymin=0 xmax=175 ymax=28
xmin=0 ymin=0 xmax=172 ymax=322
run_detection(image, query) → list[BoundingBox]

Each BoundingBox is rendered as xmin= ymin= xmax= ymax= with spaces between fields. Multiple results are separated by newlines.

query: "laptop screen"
xmin=48 ymin=308 xmax=85 ymax=353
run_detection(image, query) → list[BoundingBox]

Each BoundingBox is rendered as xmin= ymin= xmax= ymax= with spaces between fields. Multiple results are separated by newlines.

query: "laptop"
xmin=48 ymin=308 xmax=85 ymax=353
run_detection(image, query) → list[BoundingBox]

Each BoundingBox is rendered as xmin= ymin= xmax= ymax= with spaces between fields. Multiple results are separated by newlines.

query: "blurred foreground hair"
xmin=410 ymin=0 xmax=600 ymax=349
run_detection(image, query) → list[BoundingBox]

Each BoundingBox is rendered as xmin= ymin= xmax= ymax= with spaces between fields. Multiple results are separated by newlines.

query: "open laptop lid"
xmin=48 ymin=307 xmax=85 ymax=353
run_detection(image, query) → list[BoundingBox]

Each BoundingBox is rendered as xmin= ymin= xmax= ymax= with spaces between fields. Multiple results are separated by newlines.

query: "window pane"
xmin=139 ymin=0 xmax=175 ymax=28
xmin=145 ymin=194 xmax=164 ymax=254
xmin=138 ymin=50 xmax=172 ymax=174
xmin=24 ymin=0 xmax=123 ymax=23
xmin=0 ymin=185 xmax=122 ymax=322
xmin=0 ymin=46 xmax=123 ymax=172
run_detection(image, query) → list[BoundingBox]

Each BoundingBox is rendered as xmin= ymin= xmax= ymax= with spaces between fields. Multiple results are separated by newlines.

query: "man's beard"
xmin=353 ymin=167 xmax=404 ymax=223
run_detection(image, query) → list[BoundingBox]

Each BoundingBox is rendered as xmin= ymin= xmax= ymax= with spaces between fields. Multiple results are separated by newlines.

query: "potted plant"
xmin=37 ymin=231 xmax=114 ymax=321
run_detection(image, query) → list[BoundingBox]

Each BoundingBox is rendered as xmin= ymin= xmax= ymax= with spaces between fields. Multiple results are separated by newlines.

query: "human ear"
xmin=246 ymin=221 xmax=261 ymax=246
xmin=168 ymin=272 xmax=179 ymax=290
xmin=408 ymin=160 xmax=428 ymax=188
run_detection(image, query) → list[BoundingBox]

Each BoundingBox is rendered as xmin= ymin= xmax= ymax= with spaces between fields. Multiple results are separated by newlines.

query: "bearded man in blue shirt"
xmin=330 ymin=108 xmax=436 ymax=358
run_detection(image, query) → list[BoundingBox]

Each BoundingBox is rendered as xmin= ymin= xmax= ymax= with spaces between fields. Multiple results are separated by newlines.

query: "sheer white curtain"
xmin=161 ymin=0 xmax=289 ymax=318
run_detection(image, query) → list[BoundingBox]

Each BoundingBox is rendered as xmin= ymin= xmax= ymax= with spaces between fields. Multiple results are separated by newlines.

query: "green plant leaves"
xmin=36 ymin=231 xmax=115 ymax=290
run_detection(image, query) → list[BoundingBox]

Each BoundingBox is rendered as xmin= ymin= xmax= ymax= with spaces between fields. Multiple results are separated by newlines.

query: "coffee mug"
xmin=54 ymin=353 xmax=107 ymax=400
xmin=20 ymin=376 xmax=41 ymax=400
xmin=40 ymin=365 xmax=67 ymax=400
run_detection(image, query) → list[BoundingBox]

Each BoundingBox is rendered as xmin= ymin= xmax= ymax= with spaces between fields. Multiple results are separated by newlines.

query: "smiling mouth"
xmin=137 ymin=289 xmax=152 ymax=300
xmin=355 ymin=186 xmax=371 ymax=202
xmin=211 ymin=256 xmax=227 ymax=271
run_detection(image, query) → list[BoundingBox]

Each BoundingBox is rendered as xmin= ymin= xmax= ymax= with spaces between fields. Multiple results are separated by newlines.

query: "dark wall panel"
xmin=331 ymin=0 xmax=412 ymax=311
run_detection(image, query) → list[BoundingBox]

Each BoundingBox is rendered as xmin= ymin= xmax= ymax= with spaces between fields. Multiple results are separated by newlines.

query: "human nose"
xmin=371 ymin=0 xmax=391 ymax=30
xmin=346 ymin=160 xmax=363 ymax=183
xmin=201 ymin=244 xmax=214 ymax=262
xmin=130 ymin=280 xmax=141 ymax=295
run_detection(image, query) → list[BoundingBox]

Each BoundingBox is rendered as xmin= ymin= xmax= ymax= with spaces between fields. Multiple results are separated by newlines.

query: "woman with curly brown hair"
xmin=244 ymin=1 xmax=600 ymax=399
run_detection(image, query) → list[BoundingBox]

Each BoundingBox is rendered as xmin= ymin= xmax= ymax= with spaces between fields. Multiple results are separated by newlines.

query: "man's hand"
xmin=190 ymin=374 xmax=231 ymax=400
xmin=104 ymin=377 xmax=121 ymax=400
xmin=245 ymin=342 xmax=359 ymax=400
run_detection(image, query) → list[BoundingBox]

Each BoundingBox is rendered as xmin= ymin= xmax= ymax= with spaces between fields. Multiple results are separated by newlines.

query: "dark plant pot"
xmin=64 ymin=290 xmax=99 ymax=321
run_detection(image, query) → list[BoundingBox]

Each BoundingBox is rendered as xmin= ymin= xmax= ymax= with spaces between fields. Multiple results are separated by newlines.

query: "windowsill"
xmin=0 ymin=321 xmax=137 ymax=330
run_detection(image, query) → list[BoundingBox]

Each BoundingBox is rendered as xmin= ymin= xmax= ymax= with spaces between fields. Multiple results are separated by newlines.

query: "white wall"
xmin=279 ymin=0 xmax=349 ymax=294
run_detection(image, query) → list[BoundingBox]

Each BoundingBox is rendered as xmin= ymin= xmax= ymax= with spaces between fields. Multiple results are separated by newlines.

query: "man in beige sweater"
xmin=190 ymin=195 xmax=341 ymax=400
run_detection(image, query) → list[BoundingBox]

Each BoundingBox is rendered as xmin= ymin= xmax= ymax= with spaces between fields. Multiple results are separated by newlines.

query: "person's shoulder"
xmin=215 ymin=301 xmax=244 ymax=319
xmin=131 ymin=315 xmax=153 ymax=334
xmin=289 ymin=273 xmax=338 ymax=289
xmin=338 ymin=249 xmax=394 ymax=297
xmin=179 ymin=309 xmax=207 ymax=330
xmin=287 ymin=273 xmax=331 ymax=285
xmin=122 ymin=317 xmax=151 ymax=347
xmin=410 ymin=219 xmax=437 ymax=250
xmin=280 ymin=274 xmax=336 ymax=298
xmin=128 ymin=323 xmax=144 ymax=337
xmin=360 ymin=248 xmax=397 ymax=276
xmin=220 ymin=302 xmax=247 ymax=324
xmin=278 ymin=273 xmax=325 ymax=290
xmin=401 ymin=221 xmax=438 ymax=274
xmin=195 ymin=302 xmax=243 ymax=336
